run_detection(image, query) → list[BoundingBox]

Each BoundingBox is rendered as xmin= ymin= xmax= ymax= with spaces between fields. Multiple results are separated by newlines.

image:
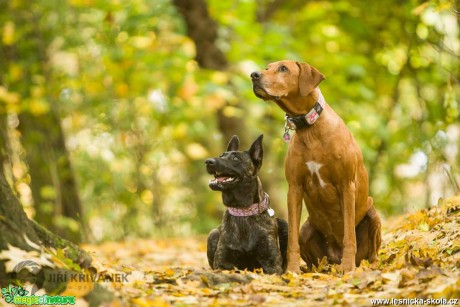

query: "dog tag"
xmin=283 ymin=132 xmax=291 ymax=143
xmin=267 ymin=208 xmax=275 ymax=217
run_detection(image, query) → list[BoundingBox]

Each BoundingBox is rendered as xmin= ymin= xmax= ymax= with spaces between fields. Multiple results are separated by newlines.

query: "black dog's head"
xmin=205 ymin=135 xmax=263 ymax=192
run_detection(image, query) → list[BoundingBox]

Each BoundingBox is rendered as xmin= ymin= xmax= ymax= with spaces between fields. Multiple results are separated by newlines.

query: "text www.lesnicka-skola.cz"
xmin=371 ymin=298 xmax=459 ymax=305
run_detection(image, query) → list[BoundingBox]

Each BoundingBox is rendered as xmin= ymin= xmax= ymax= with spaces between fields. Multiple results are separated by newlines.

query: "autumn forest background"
xmin=1 ymin=0 xmax=460 ymax=304
xmin=1 ymin=0 xmax=459 ymax=249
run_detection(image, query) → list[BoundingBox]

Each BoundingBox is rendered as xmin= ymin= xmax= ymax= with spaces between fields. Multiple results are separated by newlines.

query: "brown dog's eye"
xmin=279 ymin=65 xmax=288 ymax=72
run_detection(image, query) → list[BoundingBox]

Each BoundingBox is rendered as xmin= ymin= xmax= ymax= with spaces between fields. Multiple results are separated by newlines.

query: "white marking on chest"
xmin=306 ymin=161 xmax=326 ymax=188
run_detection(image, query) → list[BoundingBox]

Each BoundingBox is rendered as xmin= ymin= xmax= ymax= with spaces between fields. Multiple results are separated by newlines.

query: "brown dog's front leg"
xmin=341 ymin=182 xmax=357 ymax=272
xmin=286 ymin=185 xmax=303 ymax=273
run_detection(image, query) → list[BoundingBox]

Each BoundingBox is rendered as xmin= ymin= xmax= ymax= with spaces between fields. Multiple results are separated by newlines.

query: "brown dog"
xmin=251 ymin=60 xmax=381 ymax=272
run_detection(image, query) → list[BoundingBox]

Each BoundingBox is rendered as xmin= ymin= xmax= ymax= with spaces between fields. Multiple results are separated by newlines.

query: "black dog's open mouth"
xmin=208 ymin=172 xmax=240 ymax=190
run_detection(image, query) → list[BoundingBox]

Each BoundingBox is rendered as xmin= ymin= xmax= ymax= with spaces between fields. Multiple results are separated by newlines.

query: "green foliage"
xmin=1 ymin=0 xmax=459 ymax=240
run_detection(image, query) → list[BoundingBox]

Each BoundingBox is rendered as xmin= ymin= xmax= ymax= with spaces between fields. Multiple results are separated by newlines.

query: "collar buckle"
xmin=285 ymin=116 xmax=297 ymax=130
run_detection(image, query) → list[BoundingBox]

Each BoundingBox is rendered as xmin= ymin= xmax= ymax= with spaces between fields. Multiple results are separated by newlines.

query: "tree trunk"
xmin=0 ymin=106 xmax=8 ymax=172
xmin=0 ymin=165 xmax=91 ymax=286
xmin=0 ymin=166 xmax=116 ymax=304
xmin=0 ymin=0 xmax=84 ymax=243
xmin=172 ymin=0 xmax=248 ymax=146
xmin=172 ymin=0 xmax=287 ymax=216
xmin=18 ymin=111 xmax=83 ymax=243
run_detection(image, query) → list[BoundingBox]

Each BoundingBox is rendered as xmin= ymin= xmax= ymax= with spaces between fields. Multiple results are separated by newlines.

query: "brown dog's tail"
xmin=277 ymin=218 xmax=289 ymax=272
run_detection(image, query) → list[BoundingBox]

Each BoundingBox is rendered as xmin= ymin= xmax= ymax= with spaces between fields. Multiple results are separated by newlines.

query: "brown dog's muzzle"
xmin=251 ymin=71 xmax=271 ymax=100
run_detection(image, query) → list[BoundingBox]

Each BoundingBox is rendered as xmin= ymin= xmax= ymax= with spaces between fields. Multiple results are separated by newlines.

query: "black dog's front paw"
xmin=207 ymin=229 xmax=220 ymax=269
xmin=262 ymin=265 xmax=283 ymax=275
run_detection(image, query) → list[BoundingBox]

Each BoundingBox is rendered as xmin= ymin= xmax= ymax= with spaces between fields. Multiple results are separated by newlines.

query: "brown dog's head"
xmin=251 ymin=60 xmax=325 ymax=114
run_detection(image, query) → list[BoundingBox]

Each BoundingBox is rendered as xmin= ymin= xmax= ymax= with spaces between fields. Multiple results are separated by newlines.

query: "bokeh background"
xmin=0 ymin=0 xmax=458 ymax=243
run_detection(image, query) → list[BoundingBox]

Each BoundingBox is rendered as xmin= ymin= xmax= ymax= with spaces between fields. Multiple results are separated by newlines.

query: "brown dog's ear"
xmin=297 ymin=62 xmax=325 ymax=97
xmin=226 ymin=135 xmax=239 ymax=151
xmin=248 ymin=134 xmax=263 ymax=170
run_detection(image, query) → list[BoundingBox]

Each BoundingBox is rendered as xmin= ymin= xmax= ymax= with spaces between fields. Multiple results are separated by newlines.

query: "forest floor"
xmin=80 ymin=197 xmax=460 ymax=306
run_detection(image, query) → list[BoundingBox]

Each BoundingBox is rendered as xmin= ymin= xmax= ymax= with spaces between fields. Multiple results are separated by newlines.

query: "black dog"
xmin=205 ymin=135 xmax=288 ymax=274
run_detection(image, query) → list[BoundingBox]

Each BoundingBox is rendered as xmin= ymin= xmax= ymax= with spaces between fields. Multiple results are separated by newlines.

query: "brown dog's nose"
xmin=251 ymin=71 xmax=262 ymax=80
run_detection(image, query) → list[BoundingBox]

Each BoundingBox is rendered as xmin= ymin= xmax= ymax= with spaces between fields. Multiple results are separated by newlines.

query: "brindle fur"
xmin=206 ymin=135 xmax=288 ymax=274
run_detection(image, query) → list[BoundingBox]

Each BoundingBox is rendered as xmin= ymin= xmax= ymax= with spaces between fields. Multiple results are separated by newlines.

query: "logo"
xmin=1 ymin=260 xmax=76 ymax=305
xmin=12 ymin=260 xmax=44 ymax=295
xmin=1 ymin=284 xmax=75 ymax=305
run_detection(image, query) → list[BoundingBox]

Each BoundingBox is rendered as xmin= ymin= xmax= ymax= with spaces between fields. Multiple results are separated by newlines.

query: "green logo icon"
xmin=1 ymin=285 xmax=28 ymax=303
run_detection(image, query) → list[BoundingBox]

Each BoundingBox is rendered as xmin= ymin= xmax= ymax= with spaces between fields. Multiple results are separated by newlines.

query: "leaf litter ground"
xmin=82 ymin=196 xmax=460 ymax=306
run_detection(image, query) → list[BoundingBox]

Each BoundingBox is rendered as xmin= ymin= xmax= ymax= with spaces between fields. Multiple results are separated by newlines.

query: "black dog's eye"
xmin=231 ymin=155 xmax=240 ymax=161
xmin=279 ymin=65 xmax=288 ymax=72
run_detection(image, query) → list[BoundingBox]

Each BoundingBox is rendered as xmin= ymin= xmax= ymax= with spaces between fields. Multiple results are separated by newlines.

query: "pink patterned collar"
xmin=227 ymin=192 xmax=272 ymax=217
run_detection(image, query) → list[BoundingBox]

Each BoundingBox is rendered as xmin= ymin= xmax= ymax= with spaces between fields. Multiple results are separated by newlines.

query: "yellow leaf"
xmin=116 ymin=83 xmax=129 ymax=98
xmin=205 ymin=93 xmax=226 ymax=110
xmin=69 ymin=0 xmax=93 ymax=7
xmin=178 ymin=77 xmax=197 ymax=99
xmin=211 ymin=72 xmax=228 ymax=85
xmin=29 ymin=98 xmax=50 ymax=115
xmin=131 ymin=297 xmax=170 ymax=307
xmin=61 ymin=280 xmax=94 ymax=297
xmin=2 ymin=21 xmax=15 ymax=45
xmin=418 ymin=222 xmax=429 ymax=232
xmin=186 ymin=143 xmax=208 ymax=160
xmin=9 ymin=64 xmax=22 ymax=81
xmin=222 ymin=106 xmax=244 ymax=118
xmin=0 ymin=86 xmax=20 ymax=107
xmin=140 ymin=190 xmax=153 ymax=204
xmin=132 ymin=36 xmax=153 ymax=49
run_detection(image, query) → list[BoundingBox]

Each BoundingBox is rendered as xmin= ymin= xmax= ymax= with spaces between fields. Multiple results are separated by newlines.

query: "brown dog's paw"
xmin=286 ymin=261 xmax=301 ymax=273
xmin=286 ymin=252 xmax=301 ymax=273
xmin=340 ymin=260 xmax=356 ymax=273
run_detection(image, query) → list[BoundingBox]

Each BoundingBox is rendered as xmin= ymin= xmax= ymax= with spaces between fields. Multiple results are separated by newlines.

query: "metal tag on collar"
xmin=287 ymin=119 xmax=297 ymax=130
xmin=267 ymin=208 xmax=275 ymax=217
xmin=283 ymin=130 xmax=291 ymax=143
xmin=284 ymin=114 xmax=297 ymax=130
xmin=283 ymin=119 xmax=291 ymax=143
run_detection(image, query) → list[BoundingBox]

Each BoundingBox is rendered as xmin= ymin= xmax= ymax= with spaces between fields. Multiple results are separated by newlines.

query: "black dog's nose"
xmin=251 ymin=71 xmax=262 ymax=80
xmin=205 ymin=158 xmax=216 ymax=166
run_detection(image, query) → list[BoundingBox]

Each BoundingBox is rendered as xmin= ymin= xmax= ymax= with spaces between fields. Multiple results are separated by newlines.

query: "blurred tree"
xmin=172 ymin=0 xmax=248 ymax=146
xmin=0 ymin=92 xmax=7 ymax=170
xmin=0 ymin=163 xmax=91 ymax=286
xmin=172 ymin=0 xmax=293 ymax=221
xmin=0 ymin=0 xmax=458 ymax=241
xmin=0 ymin=0 xmax=83 ymax=242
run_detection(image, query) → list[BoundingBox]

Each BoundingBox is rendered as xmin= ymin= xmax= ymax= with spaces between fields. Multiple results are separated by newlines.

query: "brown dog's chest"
xmin=302 ymin=160 xmax=344 ymax=242
xmin=286 ymin=130 xmax=350 ymax=242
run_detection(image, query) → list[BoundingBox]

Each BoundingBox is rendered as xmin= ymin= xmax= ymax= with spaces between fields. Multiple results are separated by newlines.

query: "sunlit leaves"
xmin=80 ymin=196 xmax=460 ymax=305
xmin=2 ymin=21 xmax=15 ymax=45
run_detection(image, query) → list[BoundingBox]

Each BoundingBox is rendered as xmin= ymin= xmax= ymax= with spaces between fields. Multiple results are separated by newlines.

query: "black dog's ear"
xmin=248 ymin=134 xmax=263 ymax=170
xmin=226 ymin=135 xmax=240 ymax=151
